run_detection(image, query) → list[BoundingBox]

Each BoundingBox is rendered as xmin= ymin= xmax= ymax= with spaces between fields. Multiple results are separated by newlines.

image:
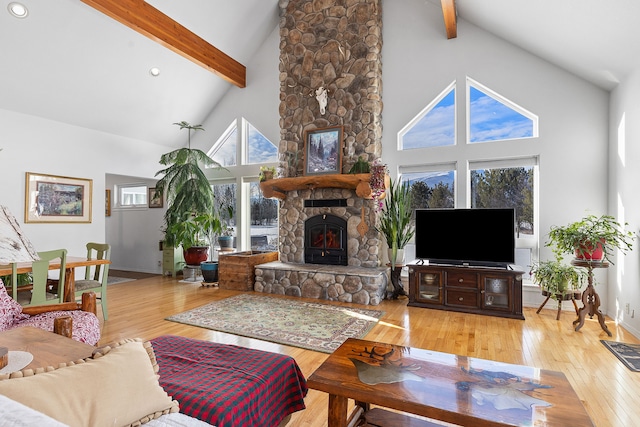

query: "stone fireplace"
xmin=254 ymin=0 xmax=387 ymax=305
xmin=277 ymin=0 xmax=384 ymax=264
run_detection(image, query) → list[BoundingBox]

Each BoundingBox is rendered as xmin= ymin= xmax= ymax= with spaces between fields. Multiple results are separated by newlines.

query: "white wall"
xmin=381 ymin=0 xmax=610 ymax=308
xmin=609 ymin=71 xmax=640 ymax=337
xmin=189 ymin=25 xmax=281 ymax=162
xmin=0 ymin=108 xmax=166 ymax=269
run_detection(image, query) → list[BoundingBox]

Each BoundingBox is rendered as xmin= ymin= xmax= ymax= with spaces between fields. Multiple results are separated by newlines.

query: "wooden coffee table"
xmin=307 ymin=338 xmax=594 ymax=427
xmin=0 ymin=327 xmax=95 ymax=370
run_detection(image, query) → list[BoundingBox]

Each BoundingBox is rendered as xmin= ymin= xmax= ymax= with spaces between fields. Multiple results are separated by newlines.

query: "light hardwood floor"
xmin=100 ymin=275 xmax=640 ymax=427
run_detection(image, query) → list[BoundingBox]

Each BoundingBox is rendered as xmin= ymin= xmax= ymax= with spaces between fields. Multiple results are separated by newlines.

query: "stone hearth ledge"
xmin=254 ymin=261 xmax=388 ymax=306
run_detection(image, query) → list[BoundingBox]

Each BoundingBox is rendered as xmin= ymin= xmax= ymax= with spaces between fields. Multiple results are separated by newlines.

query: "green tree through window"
xmin=471 ymin=167 xmax=534 ymax=236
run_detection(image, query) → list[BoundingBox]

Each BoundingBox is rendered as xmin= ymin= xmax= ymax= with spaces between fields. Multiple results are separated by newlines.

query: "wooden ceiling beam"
xmin=441 ymin=0 xmax=458 ymax=39
xmin=81 ymin=0 xmax=246 ymax=88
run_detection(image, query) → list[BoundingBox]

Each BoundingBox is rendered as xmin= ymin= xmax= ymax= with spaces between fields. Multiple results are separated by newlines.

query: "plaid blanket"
xmin=150 ymin=335 xmax=308 ymax=427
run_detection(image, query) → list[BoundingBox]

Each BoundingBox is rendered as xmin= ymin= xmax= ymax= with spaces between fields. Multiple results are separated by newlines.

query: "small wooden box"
xmin=218 ymin=251 xmax=278 ymax=291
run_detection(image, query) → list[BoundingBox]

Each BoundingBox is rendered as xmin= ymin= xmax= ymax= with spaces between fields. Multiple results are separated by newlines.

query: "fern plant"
xmin=155 ymin=121 xmax=224 ymax=249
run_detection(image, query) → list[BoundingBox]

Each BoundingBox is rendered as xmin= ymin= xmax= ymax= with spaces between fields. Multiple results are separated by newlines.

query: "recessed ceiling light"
xmin=8 ymin=2 xmax=28 ymax=18
xmin=149 ymin=67 xmax=160 ymax=77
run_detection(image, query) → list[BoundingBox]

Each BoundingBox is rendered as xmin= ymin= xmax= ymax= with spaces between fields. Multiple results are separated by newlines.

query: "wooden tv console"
xmin=408 ymin=262 xmax=525 ymax=319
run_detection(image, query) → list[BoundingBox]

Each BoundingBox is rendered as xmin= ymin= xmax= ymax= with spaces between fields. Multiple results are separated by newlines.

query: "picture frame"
xmin=148 ymin=187 xmax=163 ymax=208
xmin=105 ymin=189 xmax=111 ymax=217
xmin=25 ymin=172 xmax=92 ymax=223
xmin=303 ymin=126 xmax=343 ymax=176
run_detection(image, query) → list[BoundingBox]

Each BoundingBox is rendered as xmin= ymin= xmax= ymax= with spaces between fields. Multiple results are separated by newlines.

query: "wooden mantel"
xmin=259 ymin=173 xmax=375 ymax=200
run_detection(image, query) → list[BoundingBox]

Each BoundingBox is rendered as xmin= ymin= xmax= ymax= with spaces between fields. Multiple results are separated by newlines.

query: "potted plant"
xmin=155 ymin=121 xmax=224 ymax=267
xmin=547 ymin=214 xmax=635 ymax=263
xmin=214 ymin=200 xmax=235 ymax=250
xmin=530 ymin=259 xmax=586 ymax=298
xmin=348 ymin=156 xmax=370 ymax=174
xmin=377 ymin=178 xmax=414 ymax=300
xmin=377 ymin=178 xmax=414 ymax=269
xmin=259 ymin=165 xmax=277 ymax=182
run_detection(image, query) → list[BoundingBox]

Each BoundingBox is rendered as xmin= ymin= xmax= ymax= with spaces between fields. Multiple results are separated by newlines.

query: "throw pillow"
xmin=0 ymin=279 xmax=28 ymax=332
xmin=0 ymin=339 xmax=178 ymax=427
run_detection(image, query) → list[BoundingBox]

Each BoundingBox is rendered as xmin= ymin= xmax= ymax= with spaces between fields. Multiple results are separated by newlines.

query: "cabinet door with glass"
xmin=480 ymin=274 xmax=513 ymax=312
xmin=412 ymin=269 xmax=443 ymax=305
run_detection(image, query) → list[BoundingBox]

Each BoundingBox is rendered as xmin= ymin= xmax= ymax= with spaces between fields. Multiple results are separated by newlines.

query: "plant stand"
xmin=571 ymin=260 xmax=612 ymax=337
xmin=386 ymin=264 xmax=407 ymax=300
xmin=536 ymin=289 xmax=581 ymax=320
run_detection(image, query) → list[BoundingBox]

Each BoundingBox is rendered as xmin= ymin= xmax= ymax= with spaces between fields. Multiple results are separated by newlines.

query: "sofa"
xmin=0 ymin=336 xmax=308 ymax=427
xmin=0 ymin=339 xmax=211 ymax=426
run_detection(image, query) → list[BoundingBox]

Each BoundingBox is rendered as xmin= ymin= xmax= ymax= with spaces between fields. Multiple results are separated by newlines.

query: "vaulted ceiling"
xmin=1 ymin=0 xmax=638 ymax=148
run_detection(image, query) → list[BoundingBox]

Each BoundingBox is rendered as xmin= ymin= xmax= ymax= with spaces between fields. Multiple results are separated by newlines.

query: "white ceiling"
xmin=1 ymin=0 xmax=638 ymax=148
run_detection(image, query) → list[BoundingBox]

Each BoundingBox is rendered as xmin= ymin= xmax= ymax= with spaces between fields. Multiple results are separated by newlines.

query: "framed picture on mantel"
xmin=303 ymin=126 xmax=343 ymax=176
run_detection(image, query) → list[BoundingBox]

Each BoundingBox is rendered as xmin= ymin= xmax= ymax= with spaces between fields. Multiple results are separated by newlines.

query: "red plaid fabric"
xmin=151 ymin=335 xmax=308 ymax=427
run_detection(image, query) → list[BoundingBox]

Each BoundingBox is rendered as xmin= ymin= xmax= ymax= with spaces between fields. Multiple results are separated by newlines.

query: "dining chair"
xmin=16 ymin=249 xmax=67 ymax=306
xmin=74 ymin=242 xmax=110 ymax=320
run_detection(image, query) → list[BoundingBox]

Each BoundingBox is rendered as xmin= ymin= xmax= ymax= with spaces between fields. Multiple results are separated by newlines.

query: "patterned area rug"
xmin=601 ymin=340 xmax=640 ymax=372
xmin=166 ymin=294 xmax=384 ymax=353
xmin=106 ymin=276 xmax=136 ymax=285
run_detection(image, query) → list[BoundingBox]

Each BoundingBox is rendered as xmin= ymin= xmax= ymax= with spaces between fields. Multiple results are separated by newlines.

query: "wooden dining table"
xmin=0 ymin=256 xmax=110 ymax=303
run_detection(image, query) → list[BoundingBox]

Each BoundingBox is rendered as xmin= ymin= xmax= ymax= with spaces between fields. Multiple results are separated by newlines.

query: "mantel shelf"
xmin=259 ymin=173 xmax=377 ymax=200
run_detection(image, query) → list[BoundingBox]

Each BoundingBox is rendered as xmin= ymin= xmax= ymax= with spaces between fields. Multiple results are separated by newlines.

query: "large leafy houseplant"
xmin=530 ymin=259 xmax=586 ymax=298
xmin=547 ymin=214 xmax=635 ymax=263
xmin=377 ymin=178 xmax=415 ymax=269
xmin=155 ymin=121 xmax=223 ymax=257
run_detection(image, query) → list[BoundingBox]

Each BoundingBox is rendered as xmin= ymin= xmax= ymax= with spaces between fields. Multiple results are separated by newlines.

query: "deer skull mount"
xmin=315 ymin=86 xmax=328 ymax=115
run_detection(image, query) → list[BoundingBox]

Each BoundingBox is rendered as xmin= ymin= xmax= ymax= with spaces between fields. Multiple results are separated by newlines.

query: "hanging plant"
xmin=369 ymin=159 xmax=388 ymax=212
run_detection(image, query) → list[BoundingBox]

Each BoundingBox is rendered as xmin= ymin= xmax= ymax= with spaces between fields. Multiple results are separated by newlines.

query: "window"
xmin=207 ymin=118 xmax=278 ymax=252
xmin=209 ymin=121 xmax=237 ymax=167
xmin=400 ymin=83 xmax=455 ymax=150
xmin=118 ymin=184 xmax=147 ymax=207
xmin=246 ymin=122 xmax=278 ymax=164
xmin=401 ymin=169 xmax=455 ymax=210
xmin=397 ymin=77 xmax=540 ymax=270
xmin=212 ymin=182 xmax=236 ymax=232
xmin=250 ymin=182 xmax=278 ymax=250
xmin=470 ymin=165 xmax=535 ymax=236
xmin=468 ymin=78 xmax=538 ymax=144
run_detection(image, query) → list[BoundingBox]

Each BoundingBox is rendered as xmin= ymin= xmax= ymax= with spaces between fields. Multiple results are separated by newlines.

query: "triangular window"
xmin=208 ymin=121 xmax=237 ymax=167
xmin=246 ymin=122 xmax=278 ymax=164
xmin=400 ymin=83 xmax=455 ymax=150
xmin=468 ymin=78 xmax=538 ymax=143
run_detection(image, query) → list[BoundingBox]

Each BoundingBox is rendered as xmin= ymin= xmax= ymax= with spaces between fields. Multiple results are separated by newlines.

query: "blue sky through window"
xmin=401 ymin=88 xmax=455 ymax=149
xmin=247 ymin=122 xmax=277 ymax=164
xmin=469 ymin=86 xmax=535 ymax=143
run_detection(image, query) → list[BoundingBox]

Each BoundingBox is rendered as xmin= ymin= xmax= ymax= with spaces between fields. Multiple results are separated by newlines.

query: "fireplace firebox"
xmin=304 ymin=214 xmax=347 ymax=265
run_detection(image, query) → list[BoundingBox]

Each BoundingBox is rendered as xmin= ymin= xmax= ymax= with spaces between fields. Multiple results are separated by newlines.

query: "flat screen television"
xmin=414 ymin=208 xmax=516 ymax=268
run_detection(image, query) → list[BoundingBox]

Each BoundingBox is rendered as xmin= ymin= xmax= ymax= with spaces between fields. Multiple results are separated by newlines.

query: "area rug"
xmin=106 ymin=276 xmax=136 ymax=285
xmin=166 ymin=294 xmax=384 ymax=353
xmin=601 ymin=340 xmax=640 ymax=372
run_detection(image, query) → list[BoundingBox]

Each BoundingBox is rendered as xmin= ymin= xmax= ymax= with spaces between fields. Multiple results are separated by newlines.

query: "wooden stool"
xmin=536 ymin=289 xmax=581 ymax=320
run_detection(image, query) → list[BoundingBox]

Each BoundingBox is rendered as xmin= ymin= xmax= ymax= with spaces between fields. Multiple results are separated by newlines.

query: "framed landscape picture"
xmin=303 ymin=126 xmax=343 ymax=176
xmin=25 ymin=172 xmax=92 ymax=223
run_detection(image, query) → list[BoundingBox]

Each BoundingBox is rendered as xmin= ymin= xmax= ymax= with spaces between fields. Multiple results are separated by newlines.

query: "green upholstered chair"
xmin=74 ymin=242 xmax=110 ymax=320
xmin=16 ymin=249 xmax=67 ymax=306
